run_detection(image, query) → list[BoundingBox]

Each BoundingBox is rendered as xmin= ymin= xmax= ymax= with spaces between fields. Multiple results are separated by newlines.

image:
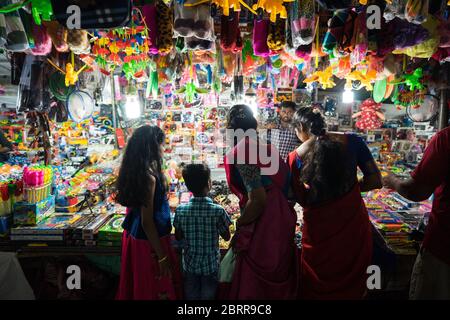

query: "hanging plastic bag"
xmin=174 ymin=2 xmax=214 ymax=41
xmin=0 ymin=14 xmax=7 ymax=47
xmin=219 ymin=249 xmax=236 ymax=283
xmin=350 ymin=9 xmax=368 ymax=67
xmin=291 ymin=0 xmax=315 ymax=47
xmin=4 ymin=9 xmax=28 ymax=52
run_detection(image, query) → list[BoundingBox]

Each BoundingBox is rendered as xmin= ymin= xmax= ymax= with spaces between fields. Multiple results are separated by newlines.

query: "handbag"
xmin=219 ymin=248 xmax=236 ymax=283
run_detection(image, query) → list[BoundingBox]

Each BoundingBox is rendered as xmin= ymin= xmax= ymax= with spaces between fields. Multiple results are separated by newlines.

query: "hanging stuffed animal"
xmin=157 ymin=1 xmax=174 ymax=55
xmin=322 ymin=8 xmax=358 ymax=55
xmin=267 ymin=18 xmax=286 ymax=52
xmin=30 ymin=21 xmax=52 ymax=56
xmin=43 ymin=20 xmax=68 ymax=52
xmin=67 ymin=29 xmax=90 ymax=54
xmin=405 ymin=0 xmax=429 ymax=25
xmin=392 ymin=15 xmax=440 ymax=59
xmin=352 ymin=98 xmax=385 ymax=131
xmin=350 ymin=9 xmax=367 ymax=67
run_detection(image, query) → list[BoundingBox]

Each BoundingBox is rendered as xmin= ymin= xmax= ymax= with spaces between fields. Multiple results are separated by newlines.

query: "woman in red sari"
xmin=222 ymin=104 xmax=298 ymax=300
xmin=287 ymin=107 xmax=382 ymax=299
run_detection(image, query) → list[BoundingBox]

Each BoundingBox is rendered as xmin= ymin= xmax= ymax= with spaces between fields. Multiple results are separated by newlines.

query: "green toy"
xmin=390 ymin=68 xmax=425 ymax=92
xmin=31 ymin=0 xmax=53 ymax=25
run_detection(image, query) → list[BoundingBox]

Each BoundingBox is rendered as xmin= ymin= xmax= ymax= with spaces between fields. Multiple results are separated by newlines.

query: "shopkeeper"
xmin=383 ymin=126 xmax=450 ymax=300
xmin=271 ymin=101 xmax=301 ymax=161
xmin=0 ymin=128 xmax=13 ymax=162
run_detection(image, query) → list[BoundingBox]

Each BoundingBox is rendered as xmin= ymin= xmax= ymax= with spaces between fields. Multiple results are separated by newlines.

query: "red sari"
xmin=288 ymin=151 xmax=372 ymax=300
xmin=223 ymin=138 xmax=299 ymax=300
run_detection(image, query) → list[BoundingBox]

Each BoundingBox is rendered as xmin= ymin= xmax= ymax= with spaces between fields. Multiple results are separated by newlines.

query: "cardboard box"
xmin=13 ymin=195 xmax=55 ymax=226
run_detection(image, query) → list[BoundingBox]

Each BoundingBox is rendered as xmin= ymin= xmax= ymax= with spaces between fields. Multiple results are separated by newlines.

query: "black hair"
xmin=116 ymin=125 xmax=166 ymax=207
xmin=226 ymin=104 xmax=258 ymax=131
xmin=226 ymin=104 xmax=258 ymax=146
xmin=182 ymin=163 xmax=211 ymax=196
xmin=280 ymin=101 xmax=297 ymax=111
xmin=292 ymin=107 xmax=348 ymax=205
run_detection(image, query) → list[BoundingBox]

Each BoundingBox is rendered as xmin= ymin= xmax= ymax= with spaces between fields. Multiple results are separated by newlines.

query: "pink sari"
xmin=223 ymin=138 xmax=299 ymax=300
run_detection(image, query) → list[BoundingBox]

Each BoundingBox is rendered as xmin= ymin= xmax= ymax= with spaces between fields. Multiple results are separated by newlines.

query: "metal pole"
xmin=438 ymin=64 xmax=449 ymax=130
xmin=439 ymin=88 xmax=448 ymax=130
xmin=110 ymin=74 xmax=119 ymax=148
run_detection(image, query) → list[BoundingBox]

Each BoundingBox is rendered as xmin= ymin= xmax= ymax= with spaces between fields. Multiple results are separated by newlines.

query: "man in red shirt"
xmin=384 ymin=126 xmax=450 ymax=299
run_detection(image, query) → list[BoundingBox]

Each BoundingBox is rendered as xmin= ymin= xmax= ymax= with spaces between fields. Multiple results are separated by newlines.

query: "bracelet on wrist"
xmin=158 ymin=256 xmax=168 ymax=263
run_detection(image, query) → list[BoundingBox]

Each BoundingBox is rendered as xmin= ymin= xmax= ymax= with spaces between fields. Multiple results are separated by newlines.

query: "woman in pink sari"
xmin=222 ymin=104 xmax=298 ymax=300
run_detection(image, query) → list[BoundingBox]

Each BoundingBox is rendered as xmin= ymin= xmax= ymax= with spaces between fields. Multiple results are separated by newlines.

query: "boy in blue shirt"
xmin=174 ymin=163 xmax=231 ymax=300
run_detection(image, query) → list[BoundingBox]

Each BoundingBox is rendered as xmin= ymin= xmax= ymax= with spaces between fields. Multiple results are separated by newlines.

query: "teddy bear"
xmin=352 ymin=98 xmax=385 ymax=131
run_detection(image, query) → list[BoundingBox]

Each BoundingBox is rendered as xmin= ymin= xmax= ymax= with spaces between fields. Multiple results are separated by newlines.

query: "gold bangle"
xmin=158 ymin=256 xmax=168 ymax=263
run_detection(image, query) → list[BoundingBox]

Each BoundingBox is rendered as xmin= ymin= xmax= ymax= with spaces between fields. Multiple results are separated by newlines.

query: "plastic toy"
xmin=304 ymin=66 xmax=336 ymax=89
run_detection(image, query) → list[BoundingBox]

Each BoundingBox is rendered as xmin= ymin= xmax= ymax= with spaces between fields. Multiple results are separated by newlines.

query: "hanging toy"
xmin=67 ymin=29 xmax=90 ymax=55
xmin=47 ymin=52 xmax=88 ymax=87
xmin=291 ymin=0 xmax=315 ymax=47
xmin=30 ymin=21 xmax=52 ymax=56
xmin=142 ymin=4 xmax=159 ymax=55
xmin=389 ymin=68 xmax=425 ymax=91
xmin=253 ymin=18 xmax=270 ymax=57
xmin=304 ymin=66 xmax=336 ymax=89
xmin=345 ymin=69 xmax=377 ymax=91
xmin=322 ymin=8 xmax=358 ymax=55
xmin=252 ymin=0 xmax=293 ymax=23
xmin=157 ymin=1 xmax=174 ymax=55
xmin=267 ymin=18 xmax=286 ymax=52
xmin=405 ymin=0 xmax=429 ymax=25
xmin=43 ymin=20 xmax=68 ymax=52
xmin=31 ymin=0 xmax=54 ymax=25
xmin=352 ymin=98 xmax=385 ymax=131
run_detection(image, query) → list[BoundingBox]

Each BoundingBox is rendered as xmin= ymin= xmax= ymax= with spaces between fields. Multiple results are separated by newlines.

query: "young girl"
xmin=115 ymin=125 xmax=182 ymax=300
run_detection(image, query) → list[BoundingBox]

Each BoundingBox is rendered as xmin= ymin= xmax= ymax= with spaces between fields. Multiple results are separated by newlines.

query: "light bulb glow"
xmin=125 ymin=95 xmax=141 ymax=119
xmin=342 ymin=90 xmax=354 ymax=104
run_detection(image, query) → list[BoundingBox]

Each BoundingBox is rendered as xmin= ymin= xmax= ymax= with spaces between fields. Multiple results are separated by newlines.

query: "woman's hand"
xmin=158 ymin=256 xmax=172 ymax=278
xmin=382 ymin=172 xmax=396 ymax=190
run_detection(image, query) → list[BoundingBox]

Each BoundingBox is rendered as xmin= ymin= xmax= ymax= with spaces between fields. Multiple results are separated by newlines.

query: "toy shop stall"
xmin=0 ymin=0 xmax=448 ymax=299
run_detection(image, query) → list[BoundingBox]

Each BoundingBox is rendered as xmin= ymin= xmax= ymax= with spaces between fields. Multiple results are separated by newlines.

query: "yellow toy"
xmin=47 ymin=52 xmax=88 ymax=87
xmin=345 ymin=69 xmax=377 ymax=91
xmin=304 ymin=66 xmax=336 ymax=89
xmin=252 ymin=0 xmax=294 ymax=23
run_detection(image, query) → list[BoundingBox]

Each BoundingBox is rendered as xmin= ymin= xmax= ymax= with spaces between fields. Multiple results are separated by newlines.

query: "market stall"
xmin=0 ymin=0 xmax=448 ymax=299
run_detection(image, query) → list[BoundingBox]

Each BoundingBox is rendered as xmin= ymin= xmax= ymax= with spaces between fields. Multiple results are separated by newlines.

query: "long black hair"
xmin=292 ymin=107 xmax=348 ymax=205
xmin=116 ymin=125 xmax=166 ymax=208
